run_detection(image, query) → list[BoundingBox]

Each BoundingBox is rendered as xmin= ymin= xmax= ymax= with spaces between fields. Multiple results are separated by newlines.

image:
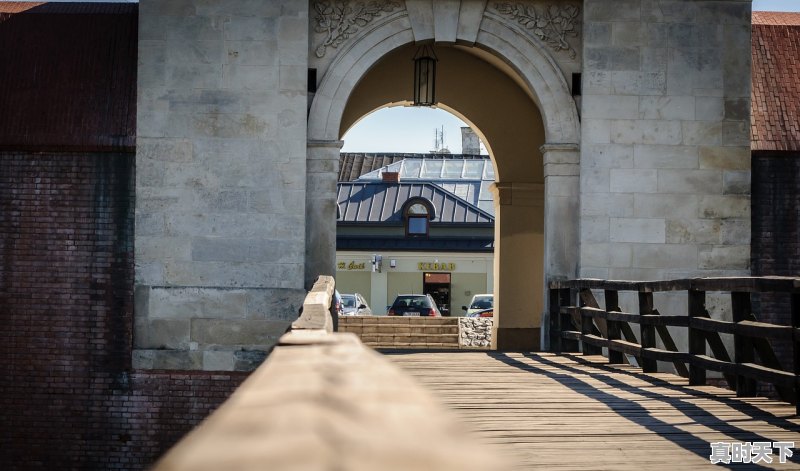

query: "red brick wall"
xmin=751 ymin=152 xmax=799 ymax=373
xmin=0 ymin=153 xmax=246 ymax=470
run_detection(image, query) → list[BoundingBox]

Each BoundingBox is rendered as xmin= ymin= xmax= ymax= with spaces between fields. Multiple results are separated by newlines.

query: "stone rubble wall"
xmin=459 ymin=318 xmax=493 ymax=348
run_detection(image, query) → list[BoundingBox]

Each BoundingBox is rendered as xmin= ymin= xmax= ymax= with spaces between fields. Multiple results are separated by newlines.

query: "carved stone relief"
xmin=491 ymin=3 xmax=580 ymax=59
xmin=312 ymin=1 xmax=402 ymax=58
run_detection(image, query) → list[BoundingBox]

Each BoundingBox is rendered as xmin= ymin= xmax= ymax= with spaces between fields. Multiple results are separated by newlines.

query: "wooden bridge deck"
xmin=385 ymin=351 xmax=800 ymax=470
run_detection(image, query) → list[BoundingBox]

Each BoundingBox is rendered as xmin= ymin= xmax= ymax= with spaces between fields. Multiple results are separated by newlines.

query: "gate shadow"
xmin=487 ymin=352 xmax=798 ymax=468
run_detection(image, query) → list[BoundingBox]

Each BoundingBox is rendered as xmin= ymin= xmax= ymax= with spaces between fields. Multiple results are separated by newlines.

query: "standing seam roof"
xmin=337 ymin=182 xmax=494 ymax=224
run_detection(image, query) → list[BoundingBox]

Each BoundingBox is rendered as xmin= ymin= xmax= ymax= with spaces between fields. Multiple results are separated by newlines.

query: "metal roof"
xmin=338 ymin=152 xmax=489 ymax=182
xmin=337 ymin=236 xmax=494 ymax=252
xmin=355 ymin=157 xmax=496 ymax=215
xmin=0 ymin=2 xmax=138 ymax=151
xmin=337 ymin=182 xmax=494 ymax=225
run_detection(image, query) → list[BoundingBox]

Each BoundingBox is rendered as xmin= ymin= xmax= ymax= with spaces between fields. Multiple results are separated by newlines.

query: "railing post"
xmin=580 ymin=306 xmax=600 ymax=356
xmin=688 ymin=289 xmax=707 ymax=386
xmin=549 ymin=287 xmax=561 ymax=353
xmin=639 ymin=290 xmax=657 ymax=373
xmin=560 ymin=288 xmax=579 ymax=352
xmin=732 ymin=291 xmax=757 ymax=397
xmin=792 ymin=292 xmax=799 ymax=415
xmin=605 ymin=289 xmax=623 ymax=364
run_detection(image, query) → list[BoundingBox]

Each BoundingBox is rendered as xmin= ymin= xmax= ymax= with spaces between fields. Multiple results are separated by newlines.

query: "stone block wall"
xmin=580 ymin=0 xmax=752 ymax=285
xmin=135 ymin=0 xmax=309 ymax=369
xmin=459 ymin=317 xmax=493 ymax=348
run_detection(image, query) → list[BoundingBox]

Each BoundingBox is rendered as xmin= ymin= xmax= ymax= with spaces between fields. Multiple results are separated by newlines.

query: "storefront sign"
xmin=417 ymin=262 xmax=455 ymax=271
xmin=337 ymin=261 xmax=367 ymax=270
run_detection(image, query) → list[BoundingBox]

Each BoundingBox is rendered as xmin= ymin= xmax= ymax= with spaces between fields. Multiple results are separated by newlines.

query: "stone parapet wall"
xmin=459 ymin=318 xmax=493 ymax=348
xmin=134 ymin=0 xmax=310 ymax=369
xmin=580 ymin=0 xmax=752 ymax=287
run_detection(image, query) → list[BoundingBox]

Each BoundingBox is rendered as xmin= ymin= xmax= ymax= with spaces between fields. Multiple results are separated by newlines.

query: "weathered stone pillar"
xmin=306 ymin=140 xmax=343 ymax=288
xmin=542 ymin=143 xmax=581 ymax=279
xmin=490 ymin=181 xmax=545 ymax=351
xmin=541 ymin=143 xmax=580 ymax=350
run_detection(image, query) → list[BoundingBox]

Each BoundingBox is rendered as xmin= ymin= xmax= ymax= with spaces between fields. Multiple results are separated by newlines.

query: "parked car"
xmin=340 ymin=293 xmax=372 ymax=316
xmin=387 ymin=294 xmax=442 ymax=317
xmin=333 ymin=290 xmax=343 ymax=316
xmin=468 ymin=308 xmax=493 ymax=318
xmin=462 ymin=294 xmax=493 ymax=317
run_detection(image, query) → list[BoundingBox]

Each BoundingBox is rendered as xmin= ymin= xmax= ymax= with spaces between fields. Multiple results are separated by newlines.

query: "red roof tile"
xmin=753 ymin=11 xmax=800 ymax=26
xmin=751 ymin=17 xmax=800 ymax=151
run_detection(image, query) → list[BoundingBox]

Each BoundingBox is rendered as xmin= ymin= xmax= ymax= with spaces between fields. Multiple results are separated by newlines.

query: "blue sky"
xmin=752 ymin=0 xmax=800 ymax=11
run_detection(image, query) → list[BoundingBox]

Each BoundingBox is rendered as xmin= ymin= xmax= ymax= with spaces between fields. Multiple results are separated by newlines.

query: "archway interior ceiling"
xmin=340 ymin=44 xmax=547 ymax=184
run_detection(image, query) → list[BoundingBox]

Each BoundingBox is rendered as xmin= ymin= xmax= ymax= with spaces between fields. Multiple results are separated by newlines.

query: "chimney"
xmin=461 ymin=127 xmax=480 ymax=155
xmin=381 ymin=171 xmax=400 ymax=183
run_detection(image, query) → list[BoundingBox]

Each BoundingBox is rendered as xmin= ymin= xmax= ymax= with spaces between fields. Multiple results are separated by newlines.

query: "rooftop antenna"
xmin=432 ymin=126 xmax=450 ymax=154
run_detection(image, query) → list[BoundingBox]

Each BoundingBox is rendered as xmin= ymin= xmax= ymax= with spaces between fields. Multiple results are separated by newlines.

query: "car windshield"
xmin=341 ymin=295 xmax=356 ymax=308
xmin=470 ymin=296 xmax=493 ymax=309
xmin=393 ymin=295 xmax=432 ymax=309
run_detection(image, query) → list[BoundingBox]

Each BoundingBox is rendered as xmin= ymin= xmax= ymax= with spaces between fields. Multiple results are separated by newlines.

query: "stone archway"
xmin=306 ymin=1 xmax=581 ymax=349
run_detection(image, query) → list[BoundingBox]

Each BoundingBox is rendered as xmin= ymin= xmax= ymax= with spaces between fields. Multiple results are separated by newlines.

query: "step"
xmin=339 ymin=325 xmax=458 ymax=335
xmin=339 ymin=316 xmax=459 ymax=326
xmin=359 ymin=333 xmax=459 ymax=343
xmin=365 ymin=342 xmax=460 ymax=349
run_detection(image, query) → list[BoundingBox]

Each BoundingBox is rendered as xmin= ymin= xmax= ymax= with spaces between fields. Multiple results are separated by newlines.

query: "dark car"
xmin=387 ymin=294 xmax=442 ymax=317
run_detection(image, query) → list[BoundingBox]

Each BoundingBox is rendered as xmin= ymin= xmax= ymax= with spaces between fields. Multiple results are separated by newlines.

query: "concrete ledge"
xmin=151 ymin=331 xmax=504 ymax=471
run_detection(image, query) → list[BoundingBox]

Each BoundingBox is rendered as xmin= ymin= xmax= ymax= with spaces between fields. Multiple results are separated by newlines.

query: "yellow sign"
xmin=337 ymin=261 xmax=366 ymax=270
xmin=418 ymin=262 xmax=455 ymax=271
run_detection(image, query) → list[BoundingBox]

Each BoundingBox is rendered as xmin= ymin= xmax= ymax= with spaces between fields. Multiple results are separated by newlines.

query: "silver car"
xmin=340 ymin=293 xmax=372 ymax=316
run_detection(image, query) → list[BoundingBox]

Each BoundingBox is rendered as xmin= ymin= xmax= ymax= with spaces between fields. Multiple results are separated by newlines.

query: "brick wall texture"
xmin=0 ymin=153 xmax=246 ymax=470
xmin=751 ymin=152 xmax=799 ymax=370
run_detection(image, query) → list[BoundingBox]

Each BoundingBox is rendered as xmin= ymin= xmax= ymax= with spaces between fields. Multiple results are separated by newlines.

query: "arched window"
xmin=404 ymin=199 xmax=433 ymax=236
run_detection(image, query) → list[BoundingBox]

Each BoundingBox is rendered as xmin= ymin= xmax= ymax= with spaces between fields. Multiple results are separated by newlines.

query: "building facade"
xmin=336 ymin=154 xmax=495 ymax=315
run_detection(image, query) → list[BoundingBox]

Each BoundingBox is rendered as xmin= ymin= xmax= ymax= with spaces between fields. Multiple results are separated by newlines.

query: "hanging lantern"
xmin=413 ymin=45 xmax=437 ymax=106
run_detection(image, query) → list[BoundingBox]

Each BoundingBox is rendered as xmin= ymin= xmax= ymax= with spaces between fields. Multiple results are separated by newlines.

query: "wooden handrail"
xmin=151 ymin=276 xmax=501 ymax=471
xmin=549 ymin=277 xmax=800 ymax=415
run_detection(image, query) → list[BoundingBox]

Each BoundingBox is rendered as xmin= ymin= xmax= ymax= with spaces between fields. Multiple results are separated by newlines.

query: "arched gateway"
xmin=306 ymin=1 xmax=581 ymax=349
xmin=133 ymin=0 xmax=752 ymax=368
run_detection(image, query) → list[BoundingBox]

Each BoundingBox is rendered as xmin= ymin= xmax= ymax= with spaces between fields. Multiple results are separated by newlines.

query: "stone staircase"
xmin=338 ymin=316 xmax=460 ymax=349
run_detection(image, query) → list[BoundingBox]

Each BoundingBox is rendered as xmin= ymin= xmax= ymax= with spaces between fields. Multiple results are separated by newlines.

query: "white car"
xmin=340 ymin=293 xmax=372 ymax=316
xmin=462 ymin=294 xmax=493 ymax=317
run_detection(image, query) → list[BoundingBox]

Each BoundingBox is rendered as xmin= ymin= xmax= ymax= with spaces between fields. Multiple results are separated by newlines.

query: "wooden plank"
xmin=549 ymin=288 xmax=562 ymax=353
xmin=794 ymin=293 xmax=800 ymax=416
xmin=649 ymin=309 xmax=690 ymax=378
xmin=688 ymin=290 xmax=706 ymax=386
xmin=694 ymin=309 xmax=737 ymax=389
xmin=641 ymin=347 xmax=690 ymax=364
xmin=559 ymin=289 xmax=579 ymax=352
xmin=639 ymin=292 xmax=657 ymax=373
xmin=579 ymin=289 xmax=608 ymax=338
xmin=732 ymin=292 xmax=757 ymax=397
xmin=689 ymin=316 xmax=734 ymax=334
xmin=387 ymin=351 xmax=800 ymax=471
xmin=639 ymin=314 xmax=690 ymax=327
xmin=605 ymin=290 xmax=624 ymax=364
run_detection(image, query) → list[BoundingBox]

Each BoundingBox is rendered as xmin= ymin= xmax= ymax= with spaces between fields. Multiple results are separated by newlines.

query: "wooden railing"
xmin=151 ymin=276 xmax=500 ymax=471
xmin=549 ymin=277 xmax=800 ymax=414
